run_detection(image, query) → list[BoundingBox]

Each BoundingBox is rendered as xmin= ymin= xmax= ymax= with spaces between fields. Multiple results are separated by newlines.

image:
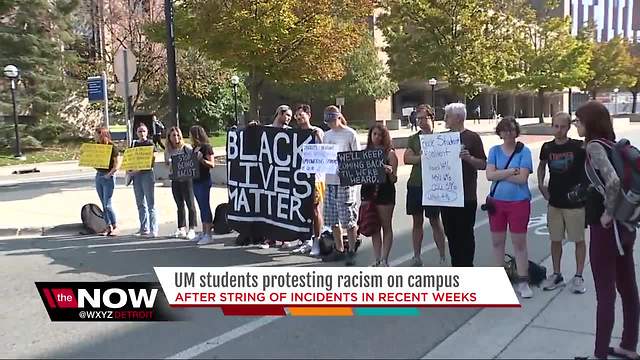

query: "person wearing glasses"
xmin=486 ymin=117 xmax=533 ymax=299
xmin=130 ymin=123 xmax=158 ymax=237
xmin=537 ymin=112 xmax=587 ymax=294
xmin=403 ymin=104 xmax=447 ymax=266
xmin=321 ymin=105 xmax=361 ymax=266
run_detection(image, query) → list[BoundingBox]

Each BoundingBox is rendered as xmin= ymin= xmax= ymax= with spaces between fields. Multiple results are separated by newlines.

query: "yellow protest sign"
xmin=79 ymin=143 xmax=113 ymax=168
xmin=121 ymin=146 xmax=154 ymax=171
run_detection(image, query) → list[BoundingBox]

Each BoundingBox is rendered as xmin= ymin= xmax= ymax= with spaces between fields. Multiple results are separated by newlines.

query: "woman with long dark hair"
xmin=94 ymin=127 xmax=121 ymax=236
xmin=361 ymin=124 xmax=397 ymax=266
xmin=575 ymin=101 xmax=639 ymax=360
xmin=190 ymin=125 xmax=215 ymax=245
xmin=164 ymin=126 xmax=197 ymax=240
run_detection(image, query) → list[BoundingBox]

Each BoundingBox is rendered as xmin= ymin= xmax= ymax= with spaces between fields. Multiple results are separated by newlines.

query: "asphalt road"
xmin=2 ymin=126 xmax=640 ymax=359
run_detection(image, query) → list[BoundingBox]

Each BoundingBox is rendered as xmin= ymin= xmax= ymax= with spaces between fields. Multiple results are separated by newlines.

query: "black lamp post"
xmin=428 ymin=78 xmax=437 ymax=108
xmin=4 ymin=64 xmax=24 ymax=160
xmin=231 ymin=75 xmax=239 ymax=127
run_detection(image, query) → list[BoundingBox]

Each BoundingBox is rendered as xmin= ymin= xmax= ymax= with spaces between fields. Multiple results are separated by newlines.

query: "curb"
xmin=0 ymin=223 xmax=85 ymax=237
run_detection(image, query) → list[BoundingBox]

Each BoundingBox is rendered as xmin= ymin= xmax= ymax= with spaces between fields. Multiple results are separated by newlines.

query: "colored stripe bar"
xmin=221 ymin=306 xmax=286 ymax=316
xmin=287 ymin=307 xmax=354 ymax=316
xmin=353 ymin=307 xmax=420 ymax=316
xmin=43 ymin=288 xmax=57 ymax=309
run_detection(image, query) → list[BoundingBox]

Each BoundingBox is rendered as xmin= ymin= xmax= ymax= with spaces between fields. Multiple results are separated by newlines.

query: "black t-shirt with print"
xmin=540 ymin=138 xmax=586 ymax=209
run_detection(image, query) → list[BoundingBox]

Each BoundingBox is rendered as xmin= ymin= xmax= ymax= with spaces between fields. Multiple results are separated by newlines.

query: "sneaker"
xmin=322 ymin=249 xmax=346 ymax=262
xmin=542 ymin=273 xmax=565 ymax=291
xmin=174 ymin=228 xmax=187 ymax=238
xmin=380 ymin=259 xmax=389 ymax=267
xmin=196 ymin=234 xmax=214 ymax=245
xmin=309 ymin=239 xmax=321 ymax=257
xmin=439 ymin=256 xmax=447 ymax=266
xmin=411 ymin=256 xmax=423 ymax=267
xmin=517 ymin=282 xmax=533 ymax=299
xmin=370 ymin=259 xmax=382 ymax=267
xmin=345 ymin=251 xmax=356 ymax=266
xmin=569 ymin=276 xmax=587 ymax=294
xmin=291 ymin=242 xmax=312 ymax=254
xmin=281 ymin=240 xmax=301 ymax=249
xmin=186 ymin=229 xmax=197 ymax=240
xmin=135 ymin=230 xmax=150 ymax=237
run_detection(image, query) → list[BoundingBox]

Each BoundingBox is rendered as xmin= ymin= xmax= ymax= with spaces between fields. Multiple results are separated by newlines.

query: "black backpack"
xmin=504 ymin=254 xmax=547 ymax=287
xmin=80 ymin=203 xmax=107 ymax=234
xmin=213 ymin=203 xmax=232 ymax=234
xmin=235 ymin=233 xmax=266 ymax=246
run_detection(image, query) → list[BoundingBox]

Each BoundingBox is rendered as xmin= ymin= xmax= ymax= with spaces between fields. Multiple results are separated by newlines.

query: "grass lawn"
xmin=208 ymin=134 xmax=227 ymax=148
xmin=0 ymin=143 xmax=83 ymax=167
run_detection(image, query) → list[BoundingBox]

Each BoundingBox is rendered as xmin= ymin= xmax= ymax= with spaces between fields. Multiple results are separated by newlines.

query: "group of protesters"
xmin=90 ymin=100 xmax=638 ymax=360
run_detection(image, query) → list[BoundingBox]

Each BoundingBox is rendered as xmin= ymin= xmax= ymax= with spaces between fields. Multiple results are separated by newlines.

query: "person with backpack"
xmin=361 ymin=124 xmax=397 ymax=267
xmin=130 ymin=123 xmax=158 ymax=237
xmin=94 ymin=127 xmax=121 ymax=236
xmin=190 ymin=125 xmax=216 ymax=245
xmin=152 ymin=114 xmax=165 ymax=151
xmin=164 ymin=126 xmax=197 ymax=241
xmin=575 ymin=101 xmax=639 ymax=360
xmin=486 ymin=117 xmax=534 ymax=299
xmin=403 ymin=105 xmax=447 ymax=266
xmin=537 ymin=112 xmax=587 ymax=294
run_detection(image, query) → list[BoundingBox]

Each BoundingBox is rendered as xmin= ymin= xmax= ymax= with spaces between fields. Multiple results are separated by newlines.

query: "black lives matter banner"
xmin=226 ymin=126 xmax=314 ymax=241
xmin=338 ymin=149 xmax=386 ymax=186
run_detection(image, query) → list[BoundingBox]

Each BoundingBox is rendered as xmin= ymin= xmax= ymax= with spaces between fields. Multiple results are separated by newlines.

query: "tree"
xmin=0 ymin=0 xmax=81 ymax=119
xmin=274 ymin=37 xmax=397 ymax=102
xmin=503 ymin=5 xmax=591 ymax=123
xmin=377 ymin=0 xmax=525 ymax=99
xmin=172 ymin=0 xmax=374 ymax=124
xmin=624 ymin=43 xmax=640 ymax=113
xmin=584 ymin=36 xmax=633 ymax=100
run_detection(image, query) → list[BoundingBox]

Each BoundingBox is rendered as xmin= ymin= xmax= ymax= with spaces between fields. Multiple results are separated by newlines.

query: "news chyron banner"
xmin=154 ymin=267 xmax=520 ymax=316
xmin=226 ymin=126 xmax=315 ymax=242
xmin=35 ymin=282 xmax=180 ymax=322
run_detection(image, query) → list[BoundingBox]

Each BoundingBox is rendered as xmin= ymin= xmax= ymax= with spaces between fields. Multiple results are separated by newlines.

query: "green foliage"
xmin=585 ymin=36 xmax=633 ymax=98
xmin=377 ymin=0 xmax=526 ymax=98
xmin=0 ymin=0 xmax=82 ymax=119
xmin=276 ymin=38 xmax=397 ymax=102
xmin=0 ymin=124 xmax=43 ymax=150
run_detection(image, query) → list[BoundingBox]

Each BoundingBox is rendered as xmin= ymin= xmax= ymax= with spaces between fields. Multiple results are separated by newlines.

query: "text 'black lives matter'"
xmin=226 ymin=126 xmax=315 ymax=241
xmin=170 ymin=150 xmax=200 ymax=181
xmin=337 ymin=149 xmax=385 ymax=186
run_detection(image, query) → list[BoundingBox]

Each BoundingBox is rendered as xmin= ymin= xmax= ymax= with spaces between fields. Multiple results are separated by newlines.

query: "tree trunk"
xmin=591 ymin=90 xmax=597 ymax=100
xmin=247 ymin=70 xmax=264 ymax=126
xmin=538 ymin=88 xmax=545 ymax=124
xmin=632 ymin=91 xmax=638 ymax=114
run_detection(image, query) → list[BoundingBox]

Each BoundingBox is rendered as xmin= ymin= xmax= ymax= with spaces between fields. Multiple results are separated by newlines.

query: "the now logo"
xmin=78 ymin=288 xmax=158 ymax=309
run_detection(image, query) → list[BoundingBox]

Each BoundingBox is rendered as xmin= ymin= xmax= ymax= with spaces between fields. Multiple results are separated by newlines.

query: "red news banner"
xmin=153 ymin=268 xmax=520 ymax=308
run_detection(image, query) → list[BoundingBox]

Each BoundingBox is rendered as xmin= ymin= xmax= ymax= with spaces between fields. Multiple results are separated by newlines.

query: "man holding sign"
xmin=440 ymin=103 xmax=487 ymax=267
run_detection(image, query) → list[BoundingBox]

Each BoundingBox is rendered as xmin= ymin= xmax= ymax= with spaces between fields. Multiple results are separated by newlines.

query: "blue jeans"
xmin=132 ymin=170 xmax=158 ymax=234
xmin=95 ymin=171 xmax=116 ymax=226
xmin=193 ymin=178 xmax=212 ymax=224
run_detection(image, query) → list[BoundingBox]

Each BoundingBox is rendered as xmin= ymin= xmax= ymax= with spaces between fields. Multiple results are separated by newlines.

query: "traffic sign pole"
xmin=124 ymin=48 xmax=131 ymax=147
xmin=102 ymin=71 xmax=110 ymax=129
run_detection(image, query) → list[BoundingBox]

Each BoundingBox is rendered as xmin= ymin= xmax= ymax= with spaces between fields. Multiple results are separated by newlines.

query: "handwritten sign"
xmin=121 ymin=146 xmax=154 ymax=171
xmin=337 ymin=149 xmax=385 ymax=186
xmin=170 ymin=151 xmax=199 ymax=181
xmin=301 ymin=144 xmax=338 ymax=175
xmin=420 ymin=132 xmax=464 ymax=207
xmin=79 ymin=143 xmax=113 ymax=168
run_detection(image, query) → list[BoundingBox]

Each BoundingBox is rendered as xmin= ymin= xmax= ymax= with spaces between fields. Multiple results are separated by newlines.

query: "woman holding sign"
xmin=190 ymin=125 xmax=215 ymax=245
xmin=165 ymin=127 xmax=198 ymax=240
xmin=130 ymin=124 xmax=158 ymax=237
xmin=485 ymin=117 xmax=534 ymax=299
xmin=361 ymin=124 xmax=397 ymax=267
xmin=94 ymin=127 xmax=121 ymax=236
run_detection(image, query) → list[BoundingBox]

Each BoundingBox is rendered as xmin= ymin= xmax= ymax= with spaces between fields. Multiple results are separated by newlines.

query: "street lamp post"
xmin=428 ymin=78 xmax=437 ymax=108
xmin=4 ymin=65 xmax=24 ymax=160
xmin=613 ymin=88 xmax=620 ymax=115
xmin=231 ymin=75 xmax=240 ymax=127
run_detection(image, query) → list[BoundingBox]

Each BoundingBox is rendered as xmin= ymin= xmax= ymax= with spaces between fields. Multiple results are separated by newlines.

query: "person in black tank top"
xmin=361 ymin=124 xmax=397 ymax=267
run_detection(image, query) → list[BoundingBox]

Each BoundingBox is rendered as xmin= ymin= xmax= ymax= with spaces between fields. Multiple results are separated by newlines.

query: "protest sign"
xmin=121 ymin=146 xmax=154 ymax=171
xmin=301 ymin=144 xmax=338 ymax=175
xmin=337 ymin=149 xmax=385 ymax=186
xmin=79 ymin=143 xmax=113 ymax=168
xmin=170 ymin=150 xmax=199 ymax=181
xmin=226 ymin=126 xmax=315 ymax=241
xmin=420 ymin=132 xmax=464 ymax=207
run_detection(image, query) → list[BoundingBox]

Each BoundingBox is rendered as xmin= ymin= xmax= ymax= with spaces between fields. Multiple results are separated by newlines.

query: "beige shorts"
xmin=547 ymin=206 xmax=586 ymax=242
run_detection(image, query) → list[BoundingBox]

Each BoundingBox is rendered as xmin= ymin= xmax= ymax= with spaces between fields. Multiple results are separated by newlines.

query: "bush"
xmin=0 ymin=135 xmax=43 ymax=150
xmin=28 ymin=122 xmax=73 ymax=143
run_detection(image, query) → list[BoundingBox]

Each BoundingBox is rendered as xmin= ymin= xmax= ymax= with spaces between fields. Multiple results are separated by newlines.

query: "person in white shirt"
xmin=321 ymin=105 xmax=360 ymax=266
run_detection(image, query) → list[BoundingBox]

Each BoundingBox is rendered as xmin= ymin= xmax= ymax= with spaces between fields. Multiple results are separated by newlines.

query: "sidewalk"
xmin=424 ymin=231 xmax=640 ymax=359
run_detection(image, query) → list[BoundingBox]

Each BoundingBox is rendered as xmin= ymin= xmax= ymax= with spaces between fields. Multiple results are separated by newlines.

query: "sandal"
xmin=609 ymin=347 xmax=640 ymax=360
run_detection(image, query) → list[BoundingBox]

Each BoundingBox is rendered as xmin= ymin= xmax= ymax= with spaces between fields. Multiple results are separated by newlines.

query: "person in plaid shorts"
xmin=321 ymin=105 xmax=361 ymax=266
